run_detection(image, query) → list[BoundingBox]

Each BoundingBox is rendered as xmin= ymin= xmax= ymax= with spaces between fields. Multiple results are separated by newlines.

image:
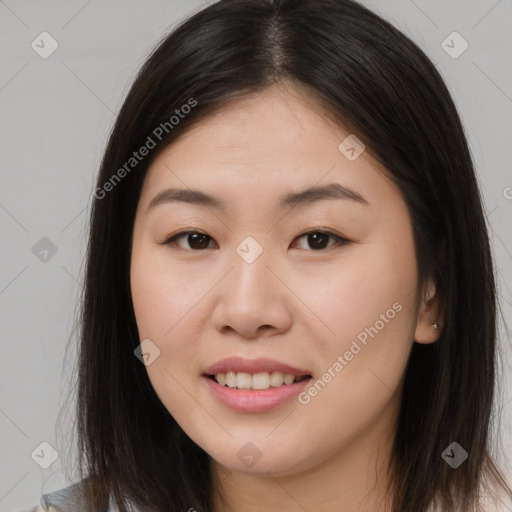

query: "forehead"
xmin=162 ymin=84 xmax=349 ymax=162
xmin=140 ymin=84 xmax=398 ymax=213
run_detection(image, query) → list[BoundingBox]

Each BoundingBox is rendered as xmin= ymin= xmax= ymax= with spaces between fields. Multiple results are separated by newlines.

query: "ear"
xmin=414 ymin=277 xmax=443 ymax=344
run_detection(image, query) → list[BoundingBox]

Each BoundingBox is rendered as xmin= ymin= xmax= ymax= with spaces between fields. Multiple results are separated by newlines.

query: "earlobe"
xmin=414 ymin=278 xmax=443 ymax=344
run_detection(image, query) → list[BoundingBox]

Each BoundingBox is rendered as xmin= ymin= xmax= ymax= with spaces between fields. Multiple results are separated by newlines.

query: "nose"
xmin=210 ymin=241 xmax=293 ymax=340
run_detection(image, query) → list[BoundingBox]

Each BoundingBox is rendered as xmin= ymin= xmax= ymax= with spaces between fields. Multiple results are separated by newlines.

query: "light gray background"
xmin=1 ymin=0 xmax=511 ymax=510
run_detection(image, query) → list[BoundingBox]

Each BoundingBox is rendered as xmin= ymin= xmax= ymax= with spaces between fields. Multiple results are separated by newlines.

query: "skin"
xmin=130 ymin=82 xmax=443 ymax=512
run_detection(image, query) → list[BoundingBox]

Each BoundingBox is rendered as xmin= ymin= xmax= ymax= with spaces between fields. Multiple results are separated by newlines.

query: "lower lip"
xmin=203 ymin=375 xmax=312 ymax=413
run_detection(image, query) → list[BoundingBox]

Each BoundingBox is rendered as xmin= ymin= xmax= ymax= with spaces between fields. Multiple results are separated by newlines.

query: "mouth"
xmin=202 ymin=357 xmax=313 ymax=411
xmin=203 ymin=356 xmax=313 ymax=391
xmin=203 ymin=371 xmax=313 ymax=413
xmin=206 ymin=371 xmax=312 ymax=390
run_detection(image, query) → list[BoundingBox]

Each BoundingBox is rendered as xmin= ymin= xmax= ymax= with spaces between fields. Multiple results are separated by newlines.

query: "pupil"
xmin=189 ymin=233 xmax=210 ymax=249
xmin=308 ymin=233 xmax=328 ymax=250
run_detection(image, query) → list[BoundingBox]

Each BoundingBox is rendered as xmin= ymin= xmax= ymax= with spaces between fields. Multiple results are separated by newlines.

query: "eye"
xmin=162 ymin=231 xmax=216 ymax=250
xmin=161 ymin=229 xmax=349 ymax=251
xmin=291 ymin=230 xmax=348 ymax=251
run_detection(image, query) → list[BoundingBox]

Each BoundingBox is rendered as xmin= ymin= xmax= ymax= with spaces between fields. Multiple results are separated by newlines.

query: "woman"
xmin=18 ymin=0 xmax=512 ymax=510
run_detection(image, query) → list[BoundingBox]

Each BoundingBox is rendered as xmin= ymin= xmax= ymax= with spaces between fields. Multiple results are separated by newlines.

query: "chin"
xmin=203 ymin=439 xmax=317 ymax=476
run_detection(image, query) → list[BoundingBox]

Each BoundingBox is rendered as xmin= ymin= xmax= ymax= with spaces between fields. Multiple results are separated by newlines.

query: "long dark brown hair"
xmin=58 ymin=0 xmax=512 ymax=510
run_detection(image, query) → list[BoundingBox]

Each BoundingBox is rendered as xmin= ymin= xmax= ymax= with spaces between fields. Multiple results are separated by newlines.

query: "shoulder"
xmin=477 ymin=482 xmax=512 ymax=512
xmin=13 ymin=508 xmax=47 ymax=512
xmin=13 ymin=479 xmax=121 ymax=512
xmin=484 ymin=493 xmax=512 ymax=512
xmin=425 ymin=481 xmax=512 ymax=512
xmin=12 ymin=507 xmax=45 ymax=512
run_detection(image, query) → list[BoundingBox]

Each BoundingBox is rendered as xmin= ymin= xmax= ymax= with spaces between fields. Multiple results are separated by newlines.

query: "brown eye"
xmin=162 ymin=229 xmax=349 ymax=252
xmin=292 ymin=230 xmax=347 ymax=251
xmin=163 ymin=231 xmax=216 ymax=250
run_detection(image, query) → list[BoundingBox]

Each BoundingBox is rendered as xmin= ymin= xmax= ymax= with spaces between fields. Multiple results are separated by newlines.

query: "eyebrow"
xmin=146 ymin=182 xmax=369 ymax=214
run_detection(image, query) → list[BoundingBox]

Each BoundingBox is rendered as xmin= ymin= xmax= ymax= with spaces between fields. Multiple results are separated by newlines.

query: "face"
xmin=130 ymin=83 xmax=438 ymax=478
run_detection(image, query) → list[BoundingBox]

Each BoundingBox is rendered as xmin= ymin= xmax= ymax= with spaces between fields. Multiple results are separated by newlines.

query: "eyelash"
xmin=161 ymin=229 xmax=350 ymax=251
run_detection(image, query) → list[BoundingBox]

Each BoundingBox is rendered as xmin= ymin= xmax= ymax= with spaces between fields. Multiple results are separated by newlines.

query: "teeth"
xmin=236 ymin=372 xmax=252 ymax=389
xmin=251 ymin=372 xmax=269 ymax=390
xmin=213 ymin=371 xmax=308 ymax=390
xmin=226 ymin=371 xmax=236 ymax=388
xmin=270 ymin=371 xmax=284 ymax=387
xmin=283 ymin=373 xmax=295 ymax=385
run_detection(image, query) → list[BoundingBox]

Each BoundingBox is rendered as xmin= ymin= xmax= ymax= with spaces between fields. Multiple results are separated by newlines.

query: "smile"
xmin=209 ymin=371 xmax=310 ymax=390
xmin=202 ymin=356 xmax=313 ymax=412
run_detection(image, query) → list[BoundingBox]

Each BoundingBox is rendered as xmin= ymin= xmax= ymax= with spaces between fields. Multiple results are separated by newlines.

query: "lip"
xmin=203 ymin=374 xmax=312 ymax=413
xmin=203 ymin=357 xmax=312 ymax=377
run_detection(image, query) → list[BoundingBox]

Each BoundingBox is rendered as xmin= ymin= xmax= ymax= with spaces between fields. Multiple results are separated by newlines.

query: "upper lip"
xmin=204 ymin=357 xmax=312 ymax=376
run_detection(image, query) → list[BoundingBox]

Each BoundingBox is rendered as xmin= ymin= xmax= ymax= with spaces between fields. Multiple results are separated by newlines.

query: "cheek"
xmin=303 ymin=239 xmax=417 ymax=349
xmin=296 ymin=242 xmax=419 ymax=432
xmin=130 ymin=263 xmax=175 ymax=340
xmin=130 ymin=243 xmax=204 ymax=340
xmin=129 ymin=258 xmax=201 ymax=421
xmin=290 ymin=244 xmax=417 ymax=452
xmin=130 ymin=250 xmax=206 ymax=416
